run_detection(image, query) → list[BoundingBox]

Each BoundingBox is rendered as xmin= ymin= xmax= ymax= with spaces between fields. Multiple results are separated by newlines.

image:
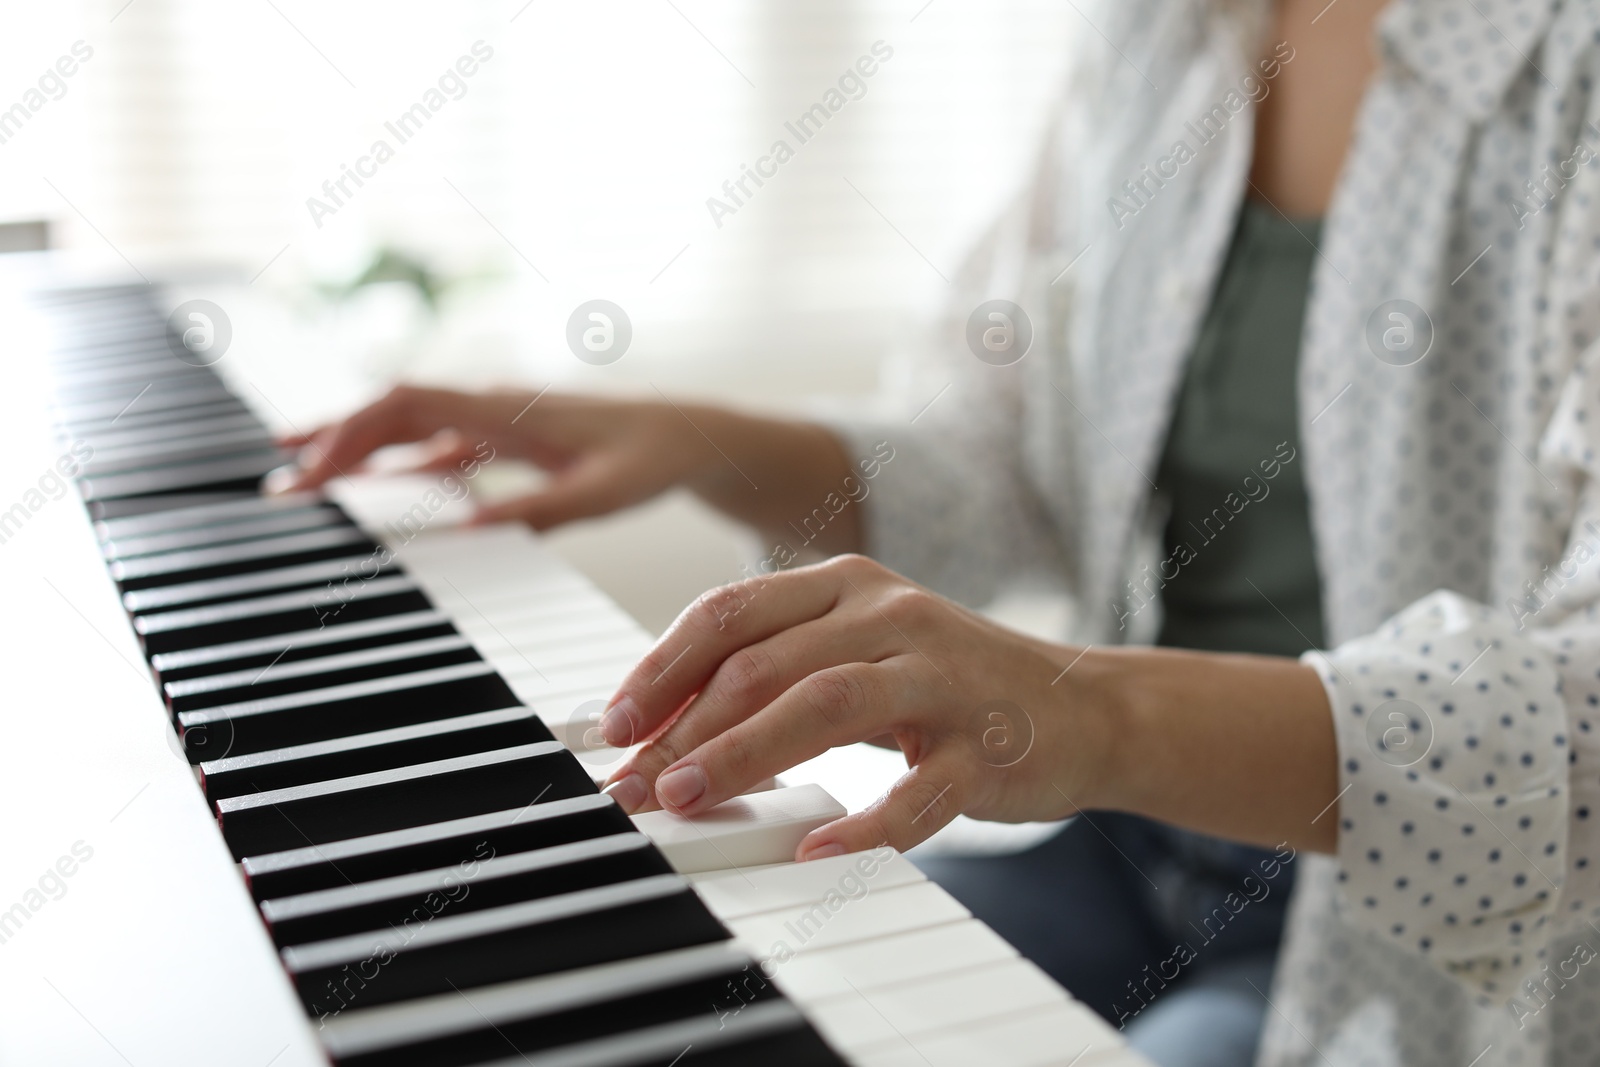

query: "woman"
xmin=279 ymin=1 xmax=1600 ymax=1063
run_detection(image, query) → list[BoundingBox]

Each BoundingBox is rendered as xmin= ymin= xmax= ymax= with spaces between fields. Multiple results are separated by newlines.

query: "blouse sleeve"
xmin=1308 ymin=337 xmax=1600 ymax=997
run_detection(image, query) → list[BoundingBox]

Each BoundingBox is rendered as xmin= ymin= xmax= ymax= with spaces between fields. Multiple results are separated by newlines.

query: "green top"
xmin=1153 ymin=199 xmax=1326 ymax=657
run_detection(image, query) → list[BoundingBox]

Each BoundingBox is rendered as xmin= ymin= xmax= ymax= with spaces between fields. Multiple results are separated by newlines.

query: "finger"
xmin=283 ymin=386 xmax=527 ymax=491
xmin=796 ymin=751 xmax=972 ymax=859
xmin=601 ymin=617 xmax=899 ymax=813
xmin=403 ymin=431 xmax=477 ymax=473
xmin=644 ymin=658 xmax=916 ymax=817
xmin=602 ymin=557 xmax=876 ymax=750
xmin=275 ymin=425 xmax=324 ymax=447
xmin=468 ymin=453 xmax=633 ymax=531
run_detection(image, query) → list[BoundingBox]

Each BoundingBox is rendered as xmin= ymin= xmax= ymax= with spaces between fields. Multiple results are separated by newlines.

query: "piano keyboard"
xmin=16 ymin=282 xmax=1146 ymax=1067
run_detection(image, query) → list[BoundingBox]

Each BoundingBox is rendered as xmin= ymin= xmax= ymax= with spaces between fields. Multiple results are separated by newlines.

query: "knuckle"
xmin=826 ymin=553 xmax=881 ymax=580
xmin=799 ymin=667 xmax=868 ymax=729
xmin=631 ymin=643 xmax=680 ymax=690
xmin=689 ymin=584 xmax=752 ymax=634
xmin=714 ymin=646 xmax=778 ymax=707
xmin=900 ymin=776 xmax=957 ymax=830
xmin=637 ymin=729 xmax=691 ymax=777
xmin=711 ymin=726 xmax=759 ymax=781
xmin=879 ymin=586 xmax=936 ymax=627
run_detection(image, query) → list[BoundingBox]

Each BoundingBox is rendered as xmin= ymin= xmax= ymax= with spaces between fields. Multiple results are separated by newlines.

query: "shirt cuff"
xmin=1306 ymin=590 xmax=1568 ymax=995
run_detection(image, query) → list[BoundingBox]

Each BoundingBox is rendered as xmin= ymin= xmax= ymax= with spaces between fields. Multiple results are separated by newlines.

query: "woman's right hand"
xmin=271 ymin=385 xmax=719 ymax=530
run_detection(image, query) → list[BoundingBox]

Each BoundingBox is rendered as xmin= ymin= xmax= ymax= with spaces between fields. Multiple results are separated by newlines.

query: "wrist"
xmin=1050 ymin=645 xmax=1145 ymax=814
xmin=1056 ymin=644 xmax=1338 ymax=852
xmin=663 ymin=401 xmax=730 ymax=490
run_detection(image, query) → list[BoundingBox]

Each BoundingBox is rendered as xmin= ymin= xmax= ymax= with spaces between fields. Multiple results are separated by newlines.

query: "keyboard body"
xmin=0 ymin=280 xmax=1147 ymax=1067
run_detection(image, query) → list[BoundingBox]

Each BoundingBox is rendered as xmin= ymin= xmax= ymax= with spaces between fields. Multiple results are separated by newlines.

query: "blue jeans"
xmin=912 ymin=813 xmax=1293 ymax=1067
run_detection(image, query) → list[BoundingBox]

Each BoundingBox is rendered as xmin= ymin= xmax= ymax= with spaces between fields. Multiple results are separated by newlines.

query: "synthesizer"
xmin=0 ymin=280 xmax=1147 ymax=1067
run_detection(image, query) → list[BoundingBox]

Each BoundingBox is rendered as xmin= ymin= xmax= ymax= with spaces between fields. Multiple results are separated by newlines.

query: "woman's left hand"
xmin=597 ymin=554 xmax=1112 ymax=860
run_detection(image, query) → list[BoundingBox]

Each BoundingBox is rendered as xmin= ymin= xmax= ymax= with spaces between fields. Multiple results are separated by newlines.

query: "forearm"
xmin=1078 ymin=645 xmax=1339 ymax=854
xmin=678 ymin=405 xmax=863 ymax=557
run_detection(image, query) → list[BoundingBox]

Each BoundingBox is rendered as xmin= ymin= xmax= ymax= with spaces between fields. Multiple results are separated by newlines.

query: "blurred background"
xmin=0 ymin=0 xmax=1078 ymax=634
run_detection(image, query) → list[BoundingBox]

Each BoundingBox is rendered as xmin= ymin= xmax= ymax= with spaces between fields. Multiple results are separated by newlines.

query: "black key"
xmin=63 ymin=399 xmax=252 ymax=437
xmin=323 ymin=942 xmax=781 ymax=1067
xmin=95 ymin=491 xmax=324 ymax=540
xmin=53 ymin=382 xmax=235 ymax=423
xmin=213 ymin=741 xmax=592 ymax=857
xmin=136 ymin=582 xmax=432 ymax=657
xmin=177 ymin=661 xmax=518 ymax=759
xmin=124 ymin=555 xmax=394 ymax=613
xmin=112 ymin=527 xmax=376 ymax=589
xmin=166 ymin=636 xmax=479 ymax=715
xmin=283 ymin=875 xmax=726 ymax=1013
xmin=261 ymin=832 xmax=665 ymax=947
xmin=150 ymin=609 xmax=451 ymax=682
xmin=338 ymin=997 xmax=836 ymax=1067
xmin=114 ymin=523 xmax=372 ymax=577
xmin=51 ymin=358 xmax=216 ymax=387
xmin=240 ymin=794 xmax=629 ymax=901
xmin=52 ymin=362 xmax=207 ymax=395
xmin=89 ymin=490 xmax=258 ymax=523
xmin=79 ymin=412 xmax=266 ymax=453
xmin=82 ymin=429 xmax=279 ymax=477
xmin=80 ymin=448 xmax=289 ymax=500
xmin=198 ymin=705 xmax=548 ymax=801
xmin=103 ymin=506 xmax=344 ymax=560
xmin=666 ymin=1019 xmax=847 ymax=1067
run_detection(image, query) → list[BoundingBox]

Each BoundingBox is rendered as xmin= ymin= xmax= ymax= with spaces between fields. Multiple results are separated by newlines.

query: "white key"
xmin=517 ymin=687 xmax=617 ymax=741
xmin=807 ymin=958 xmax=1100 ymax=1056
xmin=507 ymin=677 xmax=613 ymax=706
xmin=726 ymin=880 xmax=969 ymax=958
xmin=630 ymin=784 xmax=847 ymax=875
xmin=438 ymin=575 xmax=601 ymax=617
xmin=690 ymin=847 xmax=923 ymax=920
xmin=423 ymin=578 xmax=592 ymax=614
xmin=466 ymin=622 xmax=648 ymax=662
xmin=849 ymin=1001 xmax=1132 ymax=1067
xmin=473 ymin=637 xmax=646 ymax=687
xmin=500 ymin=659 xmax=636 ymax=699
xmin=768 ymin=919 xmax=1017 ymax=1002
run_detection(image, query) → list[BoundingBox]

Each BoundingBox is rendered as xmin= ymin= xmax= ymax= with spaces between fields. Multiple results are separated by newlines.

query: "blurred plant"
xmin=317 ymin=247 xmax=447 ymax=311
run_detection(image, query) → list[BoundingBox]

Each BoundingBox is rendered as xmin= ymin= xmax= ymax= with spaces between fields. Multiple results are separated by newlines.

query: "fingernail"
xmin=602 ymin=773 xmax=647 ymax=814
xmin=656 ymin=765 xmax=707 ymax=812
xmin=801 ymin=843 xmax=847 ymax=862
xmin=262 ymin=465 xmax=302 ymax=496
xmin=599 ymin=699 xmax=635 ymax=748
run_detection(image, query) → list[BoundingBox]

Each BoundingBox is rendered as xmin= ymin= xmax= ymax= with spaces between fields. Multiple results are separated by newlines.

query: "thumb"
xmin=795 ymin=754 xmax=972 ymax=861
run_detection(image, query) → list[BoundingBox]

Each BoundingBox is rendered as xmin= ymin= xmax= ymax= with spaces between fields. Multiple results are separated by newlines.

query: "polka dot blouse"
xmin=828 ymin=1 xmax=1600 ymax=1064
